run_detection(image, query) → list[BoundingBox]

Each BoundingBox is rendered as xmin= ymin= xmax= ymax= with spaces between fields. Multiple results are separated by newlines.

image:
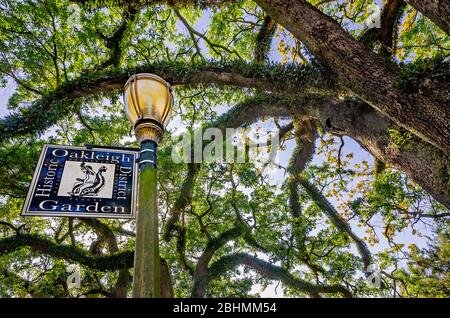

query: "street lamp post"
xmin=123 ymin=74 xmax=173 ymax=298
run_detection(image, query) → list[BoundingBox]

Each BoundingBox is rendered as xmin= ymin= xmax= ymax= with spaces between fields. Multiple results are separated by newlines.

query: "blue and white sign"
xmin=22 ymin=144 xmax=138 ymax=219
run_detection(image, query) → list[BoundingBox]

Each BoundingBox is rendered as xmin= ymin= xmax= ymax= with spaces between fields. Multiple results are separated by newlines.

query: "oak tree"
xmin=0 ymin=0 xmax=448 ymax=298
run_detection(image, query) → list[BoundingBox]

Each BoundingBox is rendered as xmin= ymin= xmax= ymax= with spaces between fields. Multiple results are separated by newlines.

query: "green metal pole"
xmin=133 ymin=140 xmax=160 ymax=298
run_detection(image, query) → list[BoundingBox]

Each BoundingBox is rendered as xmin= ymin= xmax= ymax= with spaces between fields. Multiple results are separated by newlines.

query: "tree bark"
xmin=405 ymin=0 xmax=450 ymax=35
xmin=160 ymin=258 xmax=174 ymax=298
xmin=255 ymin=0 xmax=450 ymax=154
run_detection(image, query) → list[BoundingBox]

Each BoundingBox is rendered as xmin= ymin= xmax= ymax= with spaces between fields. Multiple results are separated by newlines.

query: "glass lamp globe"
xmin=123 ymin=73 xmax=173 ymax=143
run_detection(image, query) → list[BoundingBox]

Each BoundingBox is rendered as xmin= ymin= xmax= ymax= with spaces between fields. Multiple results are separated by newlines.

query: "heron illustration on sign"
xmin=68 ymin=162 xmax=107 ymax=197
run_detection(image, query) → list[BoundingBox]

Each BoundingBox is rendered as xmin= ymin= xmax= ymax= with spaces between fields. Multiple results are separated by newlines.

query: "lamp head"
xmin=123 ymin=73 xmax=173 ymax=144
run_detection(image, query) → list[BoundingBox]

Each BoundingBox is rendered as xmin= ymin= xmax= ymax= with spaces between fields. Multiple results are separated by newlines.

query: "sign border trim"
xmin=21 ymin=144 xmax=138 ymax=219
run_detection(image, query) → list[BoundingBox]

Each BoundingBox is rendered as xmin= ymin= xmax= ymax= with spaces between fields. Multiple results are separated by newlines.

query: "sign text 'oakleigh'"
xmin=22 ymin=144 xmax=138 ymax=218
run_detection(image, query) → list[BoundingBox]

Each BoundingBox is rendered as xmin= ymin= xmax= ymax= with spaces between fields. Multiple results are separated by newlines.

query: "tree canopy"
xmin=0 ymin=0 xmax=449 ymax=298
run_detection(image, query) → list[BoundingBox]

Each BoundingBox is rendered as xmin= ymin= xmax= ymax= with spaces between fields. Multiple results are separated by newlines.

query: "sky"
xmin=0 ymin=79 xmax=14 ymax=116
xmin=0 ymin=2 xmax=432 ymax=297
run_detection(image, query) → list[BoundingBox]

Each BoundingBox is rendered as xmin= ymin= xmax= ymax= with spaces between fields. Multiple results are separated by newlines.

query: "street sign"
xmin=22 ymin=144 xmax=138 ymax=219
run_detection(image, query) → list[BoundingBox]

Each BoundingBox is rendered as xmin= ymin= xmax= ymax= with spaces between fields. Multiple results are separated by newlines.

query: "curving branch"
xmin=287 ymin=118 xmax=318 ymax=218
xmin=191 ymin=225 xmax=244 ymax=297
xmin=0 ymin=233 xmax=133 ymax=271
xmin=164 ymin=93 xmax=449 ymax=212
xmin=206 ymin=252 xmax=352 ymax=297
xmin=0 ymin=61 xmax=334 ymax=144
xmin=172 ymin=6 xmax=242 ymax=60
xmin=0 ymin=233 xmax=172 ymax=297
xmin=2 ymin=87 xmax=447 ymax=212
xmin=297 ymin=177 xmax=372 ymax=270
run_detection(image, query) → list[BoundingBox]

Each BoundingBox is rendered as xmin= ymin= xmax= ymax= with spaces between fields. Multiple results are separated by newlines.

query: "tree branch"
xmin=97 ymin=5 xmax=140 ymax=69
xmin=297 ymin=177 xmax=373 ymax=270
xmin=0 ymin=61 xmax=334 ymax=143
xmin=359 ymin=0 xmax=406 ymax=57
xmin=0 ymin=233 xmax=133 ymax=271
xmin=206 ymin=252 xmax=352 ymax=297
xmin=0 ymin=233 xmax=173 ymax=297
xmin=191 ymin=225 xmax=245 ymax=297
xmin=288 ymin=118 xmax=318 ymax=218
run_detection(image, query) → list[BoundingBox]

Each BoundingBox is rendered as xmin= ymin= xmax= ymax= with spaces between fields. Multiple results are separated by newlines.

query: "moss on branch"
xmin=0 ymin=233 xmax=133 ymax=271
xmin=206 ymin=253 xmax=352 ymax=297
xmin=0 ymin=60 xmax=334 ymax=143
